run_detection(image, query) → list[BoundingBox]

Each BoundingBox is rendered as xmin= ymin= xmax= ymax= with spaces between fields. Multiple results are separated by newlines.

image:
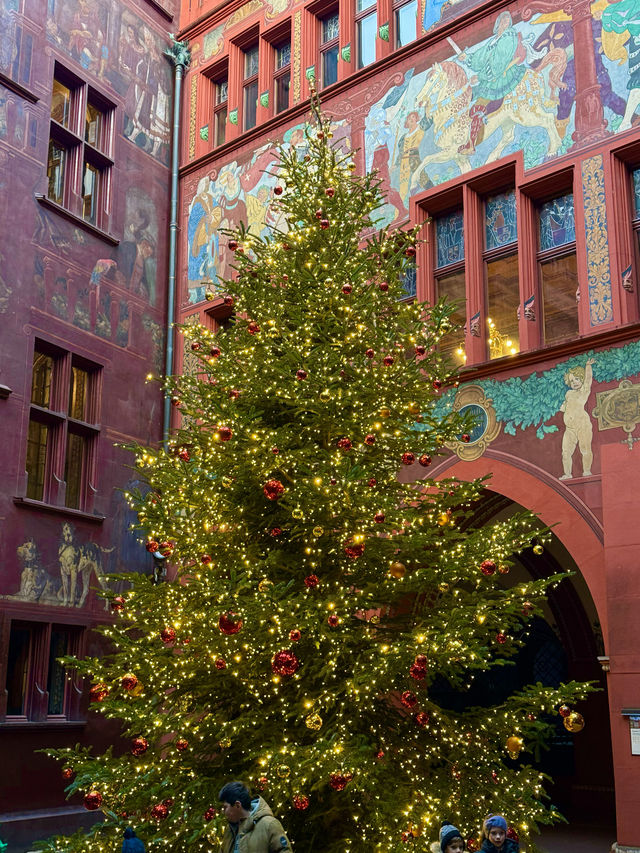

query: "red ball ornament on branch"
xmin=342 ymin=283 xmax=352 ymax=295
xmin=84 ymin=791 xmax=103 ymax=811
xmin=247 ymin=321 xmax=260 ymax=335
xmin=257 ymin=776 xmax=269 ymax=791
xmin=131 ymin=737 xmax=149 ymax=756
xmin=204 ymin=807 xmax=216 ymax=821
xmin=271 ymin=649 xmax=300 ymax=677
xmin=404 ymin=245 xmax=416 ymax=258
xmin=379 ymin=281 xmax=389 ymax=292
xmin=150 ymin=803 xmax=168 ymax=820
xmin=158 ymin=541 xmax=174 ymax=557
xmin=415 ymin=654 xmax=427 ymax=666
xmin=145 ymin=540 xmax=159 ymax=553
xmin=327 ymin=613 xmax=340 ymax=627
xmin=329 ymin=773 xmax=352 ymax=791
xmin=368 ymin=477 xmax=377 ymax=487
xmin=89 ymin=683 xmax=109 ymax=703
xmin=315 ymin=209 xmax=323 ymax=219
xmin=522 ymin=601 xmax=534 ymax=615
xmin=210 ymin=345 xmax=221 ymax=358
xmin=223 ymin=294 xmax=235 ymax=306
xmin=218 ymin=425 xmax=232 ymax=441
xmin=344 ymin=539 xmax=365 ymax=559
xmin=270 ymin=527 xmax=283 ymax=537
xmin=495 ymin=632 xmax=508 ymax=645
xmin=304 ymin=574 xmax=319 ymax=588
xmin=409 ymin=663 xmax=427 ymax=681
xmin=295 ymin=369 xmax=308 ymax=381
xmin=374 ymin=512 xmax=385 ymax=524
xmin=432 ymin=379 xmax=442 ymax=391
xmin=414 ymin=711 xmax=430 ymax=727
xmin=201 ymin=554 xmax=212 ymax=565
xmin=160 ymin=627 xmax=176 ymax=644
xmin=467 ymin=838 xmax=479 ymax=852
xmin=219 ymin=612 xmax=243 ymax=635
xmin=320 ymin=219 xmax=330 ymax=230
xmin=337 ymin=437 xmax=352 ymax=451
xmin=111 ymin=596 xmax=125 ymax=612
xmin=289 ymin=629 xmax=301 ymax=642
xmin=325 ymin=187 xmax=335 ymax=197
xmin=121 ymin=673 xmax=138 ymax=692
xmin=175 ymin=737 xmax=189 ymax=751
xmin=415 ymin=345 xmax=426 ymax=356
xmin=215 ymin=657 xmax=227 ymax=670
xmin=263 ymin=479 xmax=285 ymax=500
xmin=229 ymin=388 xmax=241 ymax=399
xmin=178 ymin=448 xmax=190 ymax=462
xmin=293 ymin=794 xmax=310 ymax=811
xmin=401 ymin=452 xmax=415 ymax=465
xmin=273 ymin=185 xmax=283 ymax=196
xmin=190 ymin=342 xmax=201 ymax=351
xmin=480 ymin=559 xmax=497 ymax=576
xmin=418 ymin=454 xmax=432 ymax=467
xmin=228 ymin=239 xmax=238 ymax=251
xmin=401 ymin=690 xmax=417 ymax=708
xmin=364 ymin=434 xmax=376 ymax=445
xmin=558 ymin=704 xmax=572 ymax=718
xmin=506 ymin=828 xmax=519 ymax=842
xmin=62 ymin=766 xmax=74 ymax=780
xmin=365 ymin=348 xmax=374 ymax=358
xmin=382 ymin=355 xmax=395 ymax=366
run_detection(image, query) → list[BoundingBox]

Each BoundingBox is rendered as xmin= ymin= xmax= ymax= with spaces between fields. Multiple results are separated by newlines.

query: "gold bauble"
xmin=258 ymin=578 xmax=273 ymax=593
xmin=292 ymin=508 xmax=304 ymax=520
xmin=506 ymin=735 xmax=523 ymax=757
xmin=437 ymin=512 xmax=450 ymax=527
xmin=305 ymin=713 xmax=323 ymax=731
xmin=533 ymin=544 xmax=544 ymax=555
xmin=219 ymin=737 xmax=232 ymax=749
xmin=389 ymin=561 xmax=406 ymax=579
xmin=205 ymin=291 xmax=215 ymax=302
xmin=222 ymin=476 xmax=233 ymax=488
xmin=438 ymin=582 xmax=450 ymax=593
xmin=312 ymin=526 xmax=324 ymax=537
xmin=277 ymin=764 xmax=291 ymax=778
xmin=380 ymin=407 xmax=391 ymax=418
xmin=407 ymin=402 xmax=420 ymax=415
xmin=319 ymin=390 xmax=330 ymax=401
xmin=563 ymin=712 xmax=585 ymax=733
xmin=369 ymin=614 xmax=380 ymax=624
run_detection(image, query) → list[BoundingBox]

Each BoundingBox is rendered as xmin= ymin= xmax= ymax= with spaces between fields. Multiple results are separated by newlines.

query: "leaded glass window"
xmin=435 ymin=210 xmax=464 ymax=268
xmin=539 ymin=194 xmax=575 ymax=251
xmin=485 ymin=190 xmax=517 ymax=250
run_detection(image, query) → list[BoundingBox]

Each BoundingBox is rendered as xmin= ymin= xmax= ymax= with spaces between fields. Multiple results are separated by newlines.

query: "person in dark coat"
xmin=480 ymin=815 xmax=518 ymax=853
xmin=122 ymin=826 xmax=146 ymax=853
xmin=439 ymin=820 xmax=465 ymax=852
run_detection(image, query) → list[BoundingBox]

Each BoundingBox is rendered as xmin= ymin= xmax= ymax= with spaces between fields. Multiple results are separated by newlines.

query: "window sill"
xmin=13 ymin=496 xmax=105 ymax=523
xmin=0 ymin=719 xmax=87 ymax=729
xmin=35 ymin=195 xmax=119 ymax=246
xmin=0 ymin=71 xmax=39 ymax=103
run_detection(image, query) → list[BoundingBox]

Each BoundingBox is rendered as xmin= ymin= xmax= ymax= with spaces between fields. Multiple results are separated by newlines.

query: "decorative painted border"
xmin=582 ymin=154 xmax=613 ymax=326
xmin=189 ymin=74 xmax=198 ymax=160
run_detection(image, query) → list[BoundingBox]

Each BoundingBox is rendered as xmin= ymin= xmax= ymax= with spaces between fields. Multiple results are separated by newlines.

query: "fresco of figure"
xmin=559 ymin=358 xmax=595 ymax=480
xmin=394 ymin=111 xmax=425 ymax=204
xmin=68 ymin=0 xmax=106 ymax=74
xmin=188 ymin=176 xmax=223 ymax=301
xmin=601 ymin=0 xmax=640 ymax=131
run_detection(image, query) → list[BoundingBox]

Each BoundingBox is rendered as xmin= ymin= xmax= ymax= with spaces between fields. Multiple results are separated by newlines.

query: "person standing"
xmin=219 ymin=781 xmax=291 ymax=853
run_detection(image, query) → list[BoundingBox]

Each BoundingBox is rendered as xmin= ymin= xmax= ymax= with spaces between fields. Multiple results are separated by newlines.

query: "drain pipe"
xmin=163 ymin=37 xmax=191 ymax=448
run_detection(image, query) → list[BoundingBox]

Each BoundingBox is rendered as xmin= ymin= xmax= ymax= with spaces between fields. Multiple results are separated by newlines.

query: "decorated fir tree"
xmin=40 ymin=101 xmax=593 ymax=853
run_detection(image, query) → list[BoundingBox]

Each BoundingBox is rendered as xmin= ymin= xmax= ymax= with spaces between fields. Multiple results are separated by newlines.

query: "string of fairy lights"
xmin=41 ymin=97 xmax=593 ymax=853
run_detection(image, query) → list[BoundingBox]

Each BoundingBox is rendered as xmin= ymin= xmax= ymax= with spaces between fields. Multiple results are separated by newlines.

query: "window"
xmin=47 ymin=64 xmax=114 ymax=229
xmin=400 ymin=263 xmax=417 ymax=301
xmin=537 ymin=193 xmax=578 ymax=346
xmin=356 ymin=0 xmax=377 ymax=69
xmin=274 ymin=40 xmax=291 ymax=114
xmin=434 ymin=210 xmax=466 ymax=364
xmin=25 ymin=342 xmax=101 ymax=511
xmin=3 ymin=621 xmax=83 ymax=722
xmin=213 ymin=77 xmax=228 ymax=147
xmin=485 ymin=190 xmax=519 ymax=359
xmin=243 ymin=45 xmax=259 ymax=131
xmin=631 ymin=167 xmax=640 ymax=261
xmin=394 ymin=0 xmax=417 ymax=48
xmin=320 ymin=11 xmax=339 ymax=89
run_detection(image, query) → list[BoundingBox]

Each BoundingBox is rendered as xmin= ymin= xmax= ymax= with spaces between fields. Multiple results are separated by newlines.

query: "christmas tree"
xmin=39 ymin=100 xmax=593 ymax=853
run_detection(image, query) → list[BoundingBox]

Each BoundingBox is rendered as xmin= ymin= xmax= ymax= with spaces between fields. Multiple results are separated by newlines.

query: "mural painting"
xmin=432 ymin=340 xmax=640 ymax=481
xmin=46 ymin=0 xmax=171 ymax=164
xmin=186 ymin=120 xmax=351 ymax=303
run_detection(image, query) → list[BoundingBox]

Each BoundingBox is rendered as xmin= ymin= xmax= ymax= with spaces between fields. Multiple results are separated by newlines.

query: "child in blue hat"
xmin=122 ymin=827 xmax=146 ymax=853
xmin=439 ymin=821 xmax=465 ymax=853
xmin=481 ymin=815 xmax=518 ymax=853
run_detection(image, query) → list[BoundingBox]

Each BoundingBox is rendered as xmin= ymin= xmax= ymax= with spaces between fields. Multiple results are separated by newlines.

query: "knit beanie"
xmin=440 ymin=821 xmax=463 ymax=852
xmin=484 ymin=815 xmax=508 ymax=832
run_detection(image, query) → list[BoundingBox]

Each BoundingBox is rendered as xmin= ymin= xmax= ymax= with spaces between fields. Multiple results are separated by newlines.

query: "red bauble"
xmin=382 ymin=355 xmax=394 ymax=366
xmin=342 ymin=284 xmax=352 ymax=295
xmin=325 ymin=187 xmax=335 ymax=197
xmin=111 ymin=596 xmax=125 ymax=612
xmin=304 ymin=574 xmax=319 ymax=588
xmin=131 ymin=737 xmax=149 ymax=756
xmin=160 ymin=627 xmax=176 ymax=644
xmin=405 ymin=246 xmax=416 ymax=257
xmin=401 ymin=690 xmax=417 ymax=708
xmin=175 ymin=737 xmax=189 ymax=751
xmin=480 ymin=559 xmax=497 ymax=576
xmin=190 ymin=342 xmax=201 ymax=351
xmin=121 ymin=673 xmax=138 ymax=691
xmin=204 ymin=807 xmax=216 ymax=821
xmin=158 ymin=541 xmax=174 ymax=557
xmin=364 ymin=434 xmax=376 ymax=445
xmin=274 ymin=186 xmax=283 ymax=195
xmin=379 ymin=281 xmax=389 ymax=292
xmin=215 ymin=657 xmax=227 ymax=670
xmin=374 ymin=512 xmax=385 ymax=524
xmin=315 ymin=209 xmax=323 ymax=219
xmin=344 ymin=540 xmax=365 ymax=559
xmin=527 ymin=712 xmax=537 ymax=722
xmin=467 ymin=838 xmax=479 ymax=852
xmin=210 ymin=345 xmax=221 ymax=358
xmin=229 ymin=389 xmax=240 ymax=399
xmin=271 ymin=446 xmax=279 ymax=454
xmin=409 ymin=663 xmax=427 ymax=681
xmin=558 ymin=704 xmax=572 ymax=718
xmin=414 ymin=711 xmax=430 ymax=727
xmin=415 ymin=345 xmax=426 ymax=356
xmin=376 ymin=749 xmax=385 ymax=760
xmin=506 ymin=828 xmax=519 ymax=842
xmin=401 ymin=452 xmax=415 ymax=465
xmin=257 ymin=776 xmax=269 ymax=791
xmin=263 ymin=479 xmax=285 ymax=500
xmin=223 ymin=295 xmax=235 ymax=306
xmin=415 ymin=654 xmax=427 ymax=666
xmin=89 ymin=683 xmax=109 ymax=703
xmin=327 ymin=613 xmax=340 ymax=627
xmin=461 ymin=433 xmax=471 ymax=443
xmin=218 ymin=425 xmax=232 ymax=441
xmin=365 ymin=348 xmax=374 ymax=358
xmin=171 ymin=397 xmax=181 ymax=407
xmin=289 ymin=629 xmax=302 ymax=642
xmin=293 ymin=794 xmax=309 ymax=811
xmin=320 ymin=219 xmax=330 ymax=229
xmin=151 ymin=803 xmax=168 ymax=820
xmin=248 ymin=321 xmax=260 ymax=335
xmin=84 ymin=791 xmax=103 ymax=811
xmin=271 ymin=649 xmax=300 ymax=677
xmin=145 ymin=540 xmax=159 ymax=553
xmin=62 ymin=766 xmax=74 ymax=780
xmin=270 ymin=527 xmax=283 ymax=537
xmin=219 ymin=612 xmax=243 ymax=635
xmin=295 ymin=369 xmax=308 ymax=380
xmin=201 ymin=554 xmax=212 ymax=564
xmin=329 ymin=773 xmax=351 ymax=791
xmin=498 ymin=564 xmax=510 ymax=575
xmin=491 ymin=770 xmax=499 ymax=784
xmin=228 ymin=239 xmax=238 ymax=251
xmin=495 ymin=633 xmax=507 ymax=644
xmin=178 ymin=449 xmax=190 ymax=462
xmin=522 ymin=601 xmax=534 ymax=615
xmin=337 ymin=437 xmax=352 ymax=451
xmin=432 ymin=379 xmax=442 ymax=391
xmin=368 ymin=477 xmax=377 ymax=487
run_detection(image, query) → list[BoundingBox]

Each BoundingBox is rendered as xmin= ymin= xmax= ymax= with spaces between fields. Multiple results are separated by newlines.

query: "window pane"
xmin=85 ymin=102 xmax=102 ymax=147
xmin=65 ymin=431 xmax=86 ymax=509
xmin=541 ymin=252 xmax=579 ymax=346
xmin=487 ymin=254 xmax=519 ymax=359
xmin=216 ymin=79 xmax=228 ymax=104
xmin=322 ymin=12 xmax=339 ymax=43
xmin=485 ymin=189 xmax=517 ymax=250
xmin=539 ymin=193 xmax=575 ymax=250
xmin=322 ymin=45 xmax=339 ymax=88
xmin=395 ymin=0 xmax=417 ymax=48
xmin=47 ymin=630 xmax=70 ymax=715
xmin=436 ymin=270 xmax=467 ymax=364
xmin=244 ymin=46 xmax=259 ymax=79
xmin=276 ymin=41 xmax=291 ymax=69
xmin=401 ymin=264 xmax=416 ymax=300
xmin=357 ymin=0 xmax=376 ymax=11
xmin=31 ymin=351 xmax=53 ymax=407
xmin=633 ymin=168 xmax=640 ymax=216
xmin=7 ymin=627 xmax=31 ymax=716
xmin=47 ymin=140 xmax=66 ymax=205
xmin=243 ymin=81 xmax=258 ymax=130
xmin=357 ymin=11 xmax=377 ymax=68
xmin=82 ymin=161 xmax=99 ymax=224
xmin=215 ymin=106 xmax=227 ymax=146
xmin=69 ymin=365 xmax=89 ymax=419
xmin=51 ymin=78 xmax=71 ymax=127
xmin=276 ymin=72 xmax=290 ymax=114
xmin=26 ymin=419 xmax=48 ymax=501
xmin=435 ymin=210 xmax=464 ymax=268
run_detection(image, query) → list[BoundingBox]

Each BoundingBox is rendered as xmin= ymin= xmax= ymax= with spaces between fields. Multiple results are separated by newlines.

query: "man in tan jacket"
xmin=219 ymin=782 xmax=292 ymax=853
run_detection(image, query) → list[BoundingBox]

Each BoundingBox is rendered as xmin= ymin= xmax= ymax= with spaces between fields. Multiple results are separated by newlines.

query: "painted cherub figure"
xmin=559 ymin=357 xmax=595 ymax=480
